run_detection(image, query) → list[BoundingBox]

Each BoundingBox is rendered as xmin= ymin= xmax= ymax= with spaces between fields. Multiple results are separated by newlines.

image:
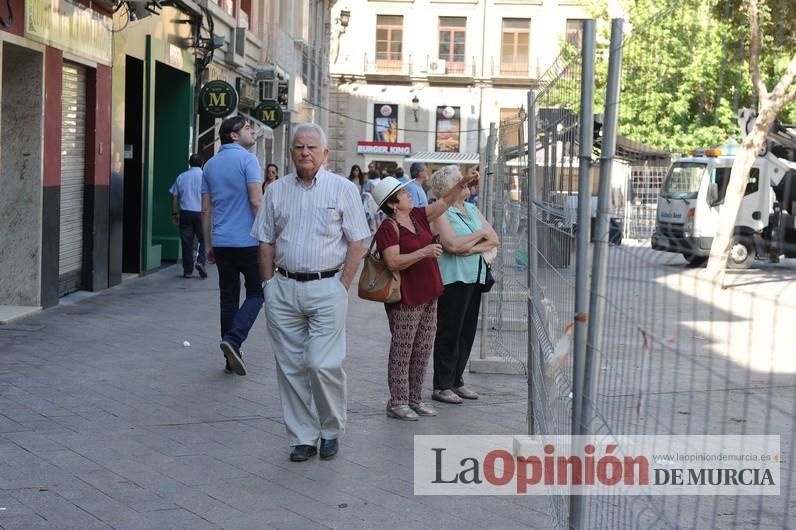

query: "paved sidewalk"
xmin=0 ymin=265 xmax=547 ymax=529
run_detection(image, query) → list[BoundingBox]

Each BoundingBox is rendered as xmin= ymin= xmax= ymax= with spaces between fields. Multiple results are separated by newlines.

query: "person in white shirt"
xmin=252 ymin=123 xmax=370 ymax=463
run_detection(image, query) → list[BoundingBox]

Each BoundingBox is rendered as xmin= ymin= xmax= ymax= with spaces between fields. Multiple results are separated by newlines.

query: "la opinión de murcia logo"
xmin=414 ymin=435 xmax=780 ymax=496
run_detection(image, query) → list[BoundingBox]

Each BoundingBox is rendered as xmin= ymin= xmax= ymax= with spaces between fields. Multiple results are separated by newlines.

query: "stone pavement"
xmin=0 ymin=265 xmax=549 ymax=529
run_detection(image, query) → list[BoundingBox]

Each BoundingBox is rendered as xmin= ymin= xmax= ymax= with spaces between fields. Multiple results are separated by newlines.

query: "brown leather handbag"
xmin=358 ymin=221 xmax=401 ymax=304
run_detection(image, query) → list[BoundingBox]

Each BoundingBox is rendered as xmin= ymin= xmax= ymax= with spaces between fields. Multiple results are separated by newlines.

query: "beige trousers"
xmin=265 ymin=272 xmax=348 ymax=446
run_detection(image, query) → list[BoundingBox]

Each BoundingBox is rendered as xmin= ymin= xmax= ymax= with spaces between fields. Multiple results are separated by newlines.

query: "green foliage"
xmin=580 ymin=0 xmax=796 ymax=153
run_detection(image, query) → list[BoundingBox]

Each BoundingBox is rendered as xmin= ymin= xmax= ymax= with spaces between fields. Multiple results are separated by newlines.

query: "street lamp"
xmin=339 ymin=9 xmax=351 ymax=28
xmin=411 ymin=95 xmax=420 ymax=123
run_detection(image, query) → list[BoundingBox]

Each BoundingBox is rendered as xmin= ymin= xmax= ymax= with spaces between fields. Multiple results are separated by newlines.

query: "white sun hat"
xmin=371 ymin=176 xmax=415 ymax=209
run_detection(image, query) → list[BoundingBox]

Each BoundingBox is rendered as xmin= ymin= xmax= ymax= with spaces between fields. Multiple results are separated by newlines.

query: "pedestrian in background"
xmin=170 ymin=154 xmax=207 ymax=279
xmin=364 ymin=164 xmax=381 ymax=194
xmin=348 ymin=164 xmax=365 ymax=193
xmin=406 ymin=162 xmax=430 ymax=207
xmin=395 ymin=167 xmax=407 ymax=183
xmin=372 ymin=169 xmax=479 ymax=420
xmin=262 ymin=163 xmax=279 ymax=194
xmin=252 ymin=123 xmax=370 ymax=463
xmin=428 ymin=165 xmax=499 ymax=404
xmin=202 ymin=116 xmax=264 ymax=376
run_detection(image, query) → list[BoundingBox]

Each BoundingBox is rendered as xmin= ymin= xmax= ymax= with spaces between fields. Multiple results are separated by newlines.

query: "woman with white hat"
xmin=372 ymin=168 xmax=480 ymax=420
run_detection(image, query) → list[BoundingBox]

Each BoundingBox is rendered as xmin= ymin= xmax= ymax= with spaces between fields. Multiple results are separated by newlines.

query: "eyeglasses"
xmin=291 ymin=144 xmax=321 ymax=152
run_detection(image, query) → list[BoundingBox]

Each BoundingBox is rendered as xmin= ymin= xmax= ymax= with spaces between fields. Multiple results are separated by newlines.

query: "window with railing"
xmin=439 ymin=17 xmax=466 ymax=74
xmin=376 ymin=15 xmax=403 ymax=72
xmin=565 ymin=19 xmax=584 ymax=49
xmin=500 ymin=18 xmax=530 ymax=75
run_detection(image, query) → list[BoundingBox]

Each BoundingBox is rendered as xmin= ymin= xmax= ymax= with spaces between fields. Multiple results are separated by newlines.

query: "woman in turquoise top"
xmin=428 ymin=165 xmax=499 ymax=404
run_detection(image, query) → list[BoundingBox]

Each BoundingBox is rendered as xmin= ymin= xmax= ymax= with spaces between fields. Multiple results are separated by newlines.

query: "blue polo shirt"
xmin=169 ymin=166 xmax=203 ymax=212
xmin=405 ymin=180 xmax=428 ymax=207
xmin=202 ymin=143 xmax=262 ymax=247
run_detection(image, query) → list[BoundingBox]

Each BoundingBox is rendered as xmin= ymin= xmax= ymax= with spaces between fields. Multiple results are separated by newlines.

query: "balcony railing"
xmin=364 ymin=53 xmax=412 ymax=76
xmin=491 ymin=58 xmax=539 ymax=79
xmin=424 ymin=56 xmax=476 ymax=78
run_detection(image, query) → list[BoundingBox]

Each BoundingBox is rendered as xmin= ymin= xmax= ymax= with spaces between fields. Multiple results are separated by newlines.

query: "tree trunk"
xmin=704 ymin=105 xmax=790 ymax=285
xmin=704 ymin=136 xmax=761 ymax=283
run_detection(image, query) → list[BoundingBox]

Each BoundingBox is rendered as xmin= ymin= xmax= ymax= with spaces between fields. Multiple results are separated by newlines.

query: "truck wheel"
xmin=683 ymin=254 xmax=707 ymax=267
xmin=727 ymin=236 xmax=755 ymax=269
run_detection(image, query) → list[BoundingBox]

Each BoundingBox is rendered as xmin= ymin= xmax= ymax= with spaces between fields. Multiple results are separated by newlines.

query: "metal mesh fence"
xmin=476 ymin=16 xmax=796 ymax=530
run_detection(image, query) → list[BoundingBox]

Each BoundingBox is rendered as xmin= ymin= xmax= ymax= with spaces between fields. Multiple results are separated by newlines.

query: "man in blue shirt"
xmin=202 ymin=116 xmax=264 ymax=376
xmin=405 ymin=162 xmax=429 ymax=207
xmin=170 ymin=154 xmax=206 ymax=278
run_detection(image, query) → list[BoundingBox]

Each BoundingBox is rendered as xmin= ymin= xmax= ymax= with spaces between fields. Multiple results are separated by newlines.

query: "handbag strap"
xmin=368 ymin=218 xmax=400 ymax=254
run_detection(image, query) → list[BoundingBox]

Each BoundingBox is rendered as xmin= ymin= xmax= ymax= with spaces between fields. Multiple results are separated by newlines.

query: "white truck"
xmin=651 ymin=109 xmax=796 ymax=268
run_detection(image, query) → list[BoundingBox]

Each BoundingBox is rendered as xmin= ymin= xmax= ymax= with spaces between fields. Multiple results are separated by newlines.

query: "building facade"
xmin=328 ymin=0 xmax=588 ymax=176
xmin=0 ymin=0 xmax=333 ymax=316
xmin=0 ymin=0 xmax=114 ymax=314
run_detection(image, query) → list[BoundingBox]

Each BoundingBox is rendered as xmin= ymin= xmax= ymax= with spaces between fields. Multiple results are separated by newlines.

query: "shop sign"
xmin=25 ymin=0 xmax=112 ymax=65
xmin=356 ymin=141 xmax=412 ymax=155
xmin=254 ymin=100 xmax=284 ymax=128
xmin=435 ymin=105 xmax=461 ymax=152
xmin=199 ymin=80 xmax=238 ymax=118
xmin=205 ymin=65 xmax=228 ymax=82
xmin=373 ymin=103 xmax=399 ymax=143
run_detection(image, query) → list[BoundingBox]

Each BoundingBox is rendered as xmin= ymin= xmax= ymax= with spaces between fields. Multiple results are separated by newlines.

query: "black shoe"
xmin=220 ymin=341 xmax=246 ymax=375
xmin=289 ymin=445 xmax=318 ymax=462
xmin=319 ymin=438 xmax=338 ymax=460
xmin=224 ymin=349 xmax=244 ymax=374
xmin=182 ymin=272 xmax=192 ymax=278
xmin=196 ymin=262 xmax=208 ymax=278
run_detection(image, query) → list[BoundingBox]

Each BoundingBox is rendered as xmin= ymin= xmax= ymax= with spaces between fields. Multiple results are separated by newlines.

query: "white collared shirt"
xmin=251 ymin=168 xmax=370 ymax=272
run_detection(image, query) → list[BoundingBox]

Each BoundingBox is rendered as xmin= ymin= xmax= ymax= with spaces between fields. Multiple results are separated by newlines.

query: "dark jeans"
xmin=433 ymin=282 xmax=482 ymax=390
xmin=179 ymin=210 xmax=206 ymax=274
xmin=213 ymin=246 xmax=264 ymax=350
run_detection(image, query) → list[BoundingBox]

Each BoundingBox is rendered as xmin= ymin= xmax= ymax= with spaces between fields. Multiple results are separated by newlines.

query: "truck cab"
xmin=652 ymin=150 xmax=772 ymax=267
xmin=652 ymin=110 xmax=796 ymax=268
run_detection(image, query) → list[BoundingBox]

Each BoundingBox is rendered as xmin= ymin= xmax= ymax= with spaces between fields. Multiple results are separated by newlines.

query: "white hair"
xmin=291 ymin=123 xmax=327 ymax=148
xmin=428 ymin=164 xmax=462 ymax=199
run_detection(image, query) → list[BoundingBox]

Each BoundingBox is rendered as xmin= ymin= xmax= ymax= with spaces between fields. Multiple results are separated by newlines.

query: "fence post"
xmin=582 ymin=18 xmax=624 ymax=439
xmin=527 ymin=90 xmax=538 ymax=435
xmin=479 ymin=123 xmax=497 ymax=360
xmin=570 ymin=19 xmax=596 ymax=530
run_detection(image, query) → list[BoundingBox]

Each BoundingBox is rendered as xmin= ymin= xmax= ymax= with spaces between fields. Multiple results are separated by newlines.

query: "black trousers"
xmin=213 ymin=246 xmax=263 ymax=349
xmin=178 ymin=210 xmax=205 ymax=274
xmin=433 ymin=282 xmax=482 ymax=390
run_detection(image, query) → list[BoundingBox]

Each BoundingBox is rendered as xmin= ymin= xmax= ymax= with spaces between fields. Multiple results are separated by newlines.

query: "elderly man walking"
xmin=202 ymin=116 xmax=263 ymax=376
xmin=252 ymin=123 xmax=369 ymax=462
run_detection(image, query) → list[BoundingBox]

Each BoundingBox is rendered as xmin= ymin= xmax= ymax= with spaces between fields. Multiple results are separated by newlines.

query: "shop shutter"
xmin=59 ymin=62 xmax=87 ymax=296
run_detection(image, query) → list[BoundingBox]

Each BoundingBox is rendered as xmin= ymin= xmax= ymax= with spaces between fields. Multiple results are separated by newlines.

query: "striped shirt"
xmin=251 ymin=168 xmax=370 ymax=272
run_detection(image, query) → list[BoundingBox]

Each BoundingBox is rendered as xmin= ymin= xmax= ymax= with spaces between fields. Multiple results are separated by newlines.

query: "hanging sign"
xmin=254 ymin=100 xmax=284 ymax=129
xmin=199 ymin=80 xmax=238 ymax=118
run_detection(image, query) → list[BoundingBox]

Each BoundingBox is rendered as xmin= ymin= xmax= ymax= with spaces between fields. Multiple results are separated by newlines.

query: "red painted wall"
xmin=0 ymin=0 xmax=25 ymax=37
xmin=85 ymin=63 xmax=111 ymax=186
xmin=42 ymin=47 xmax=63 ymax=188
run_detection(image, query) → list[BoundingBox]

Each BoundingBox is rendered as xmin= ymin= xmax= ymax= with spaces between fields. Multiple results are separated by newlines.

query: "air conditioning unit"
xmin=428 ymin=59 xmax=446 ymax=75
